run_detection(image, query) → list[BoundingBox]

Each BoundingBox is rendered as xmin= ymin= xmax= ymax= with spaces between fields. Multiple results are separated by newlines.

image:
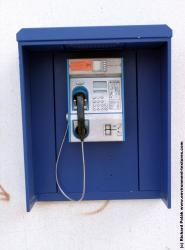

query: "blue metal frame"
xmin=16 ymin=25 xmax=172 ymax=211
xmin=18 ymin=46 xmax=37 ymax=211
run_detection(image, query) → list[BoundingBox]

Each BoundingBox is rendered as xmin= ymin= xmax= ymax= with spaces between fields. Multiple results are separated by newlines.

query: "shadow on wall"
xmin=0 ymin=185 xmax=10 ymax=201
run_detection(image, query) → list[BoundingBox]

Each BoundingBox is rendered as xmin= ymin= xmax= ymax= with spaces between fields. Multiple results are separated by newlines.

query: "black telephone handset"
xmin=76 ymin=93 xmax=87 ymax=141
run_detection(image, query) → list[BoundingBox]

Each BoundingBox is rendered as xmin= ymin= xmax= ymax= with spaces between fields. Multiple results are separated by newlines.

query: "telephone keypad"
xmin=92 ymin=96 xmax=108 ymax=111
xmin=93 ymin=103 xmax=108 ymax=111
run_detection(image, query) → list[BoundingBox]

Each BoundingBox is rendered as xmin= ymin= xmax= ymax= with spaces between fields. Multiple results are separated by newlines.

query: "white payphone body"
xmin=67 ymin=58 xmax=125 ymax=142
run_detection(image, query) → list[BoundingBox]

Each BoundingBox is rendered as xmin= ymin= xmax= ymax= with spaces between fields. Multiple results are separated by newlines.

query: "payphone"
xmin=56 ymin=58 xmax=125 ymax=201
xmin=17 ymin=25 xmax=172 ymax=211
xmin=67 ymin=58 xmax=125 ymax=142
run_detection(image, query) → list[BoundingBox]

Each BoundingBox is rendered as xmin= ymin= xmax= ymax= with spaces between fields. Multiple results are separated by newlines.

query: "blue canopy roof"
xmin=16 ymin=25 xmax=172 ymax=42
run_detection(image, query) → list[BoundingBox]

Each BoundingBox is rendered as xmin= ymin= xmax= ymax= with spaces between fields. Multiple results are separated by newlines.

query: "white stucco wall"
xmin=0 ymin=0 xmax=184 ymax=249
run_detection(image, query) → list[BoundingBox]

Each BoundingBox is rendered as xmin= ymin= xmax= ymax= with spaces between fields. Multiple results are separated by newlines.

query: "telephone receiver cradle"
xmin=72 ymin=89 xmax=89 ymax=141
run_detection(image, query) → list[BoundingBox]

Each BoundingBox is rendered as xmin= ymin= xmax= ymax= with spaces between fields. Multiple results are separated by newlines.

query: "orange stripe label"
xmin=70 ymin=60 xmax=92 ymax=71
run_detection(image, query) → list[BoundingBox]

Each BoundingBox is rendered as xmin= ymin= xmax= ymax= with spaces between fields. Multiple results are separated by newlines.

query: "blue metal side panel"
xmin=137 ymin=48 xmax=162 ymax=191
xmin=16 ymin=25 xmax=172 ymax=42
xmin=18 ymin=46 xmax=36 ymax=211
xmin=54 ymin=50 xmax=138 ymax=199
xmin=160 ymin=41 xmax=171 ymax=208
xmin=29 ymin=52 xmax=57 ymax=194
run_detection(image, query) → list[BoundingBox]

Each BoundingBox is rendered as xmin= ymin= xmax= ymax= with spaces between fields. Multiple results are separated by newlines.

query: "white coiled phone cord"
xmin=55 ymin=125 xmax=86 ymax=201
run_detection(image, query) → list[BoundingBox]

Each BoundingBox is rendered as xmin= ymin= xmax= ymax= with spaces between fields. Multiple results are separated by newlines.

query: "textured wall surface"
xmin=0 ymin=0 xmax=185 ymax=249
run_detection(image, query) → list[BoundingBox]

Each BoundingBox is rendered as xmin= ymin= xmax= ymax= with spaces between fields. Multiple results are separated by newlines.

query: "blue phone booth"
xmin=16 ymin=25 xmax=172 ymax=211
